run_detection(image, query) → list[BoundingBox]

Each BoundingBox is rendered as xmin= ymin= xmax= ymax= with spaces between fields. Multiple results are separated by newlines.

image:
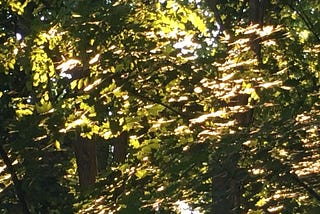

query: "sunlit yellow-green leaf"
xmin=129 ymin=137 xmax=140 ymax=149
xmin=145 ymin=104 xmax=165 ymax=116
xmin=33 ymin=73 xmax=40 ymax=81
xmin=15 ymin=103 xmax=34 ymax=117
xmin=35 ymin=101 xmax=52 ymax=114
xmin=113 ymin=87 xmax=123 ymax=97
xmin=91 ymin=125 xmax=100 ymax=134
xmin=135 ymin=169 xmax=147 ymax=179
xmin=40 ymin=74 xmax=48 ymax=83
xmin=188 ymin=12 xmax=207 ymax=34
xmin=256 ymin=198 xmax=266 ymax=207
xmin=71 ymin=80 xmax=78 ymax=90
xmin=78 ymin=79 xmax=83 ymax=89
xmin=8 ymin=59 xmax=15 ymax=69
xmin=54 ymin=140 xmax=61 ymax=150
xmin=9 ymin=0 xmax=29 ymax=15
xmin=299 ymin=30 xmax=310 ymax=43
xmin=250 ymin=90 xmax=260 ymax=101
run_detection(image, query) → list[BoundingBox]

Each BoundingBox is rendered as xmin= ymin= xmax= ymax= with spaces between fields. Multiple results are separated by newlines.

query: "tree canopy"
xmin=1 ymin=0 xmax=320 ymax=213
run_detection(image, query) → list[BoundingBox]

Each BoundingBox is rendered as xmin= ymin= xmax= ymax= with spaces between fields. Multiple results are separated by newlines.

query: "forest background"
xmin=0 ymin=0 xmax=320 ymax=213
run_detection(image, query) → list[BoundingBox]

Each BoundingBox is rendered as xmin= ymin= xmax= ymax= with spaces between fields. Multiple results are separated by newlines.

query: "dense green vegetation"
xmin=0 ymin=0 xmax=320 ymax=213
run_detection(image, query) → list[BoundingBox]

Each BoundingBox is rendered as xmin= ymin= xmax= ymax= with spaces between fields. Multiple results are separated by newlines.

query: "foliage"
xmin=0 ymin=0 xmax=320 ymax=213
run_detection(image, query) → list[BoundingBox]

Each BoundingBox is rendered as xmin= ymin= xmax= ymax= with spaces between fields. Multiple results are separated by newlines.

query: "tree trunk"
xmin=113 ymin=132 xmax=128 ymax=163
xmin=206 ymin=2 xmax=260 ymax=212
xmin=73 ymin=135 xmax=98 ymax=190
xmin=249 ymin=0 xmax=266 ymax=63
xmin=96 ymin=139 xmax=110 ymax=172
xmin=212 ymin=93 xmax=253 ymax=213
xmin=249 ymin=0 xmax=265 ymax=26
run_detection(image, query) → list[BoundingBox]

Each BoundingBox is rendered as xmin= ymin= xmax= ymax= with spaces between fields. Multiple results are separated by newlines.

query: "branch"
xmin=287 ymin=171 xmax=320 ymax=202
xmin=205 ymin=0 xmax=226 ymax=33
xmin=286 ymin=2 xmax=320 ymax=43
xmin=0 ymin=143 xmax=30 ymax=214
xmin=129 ymin=89 xmax=190 ymax=120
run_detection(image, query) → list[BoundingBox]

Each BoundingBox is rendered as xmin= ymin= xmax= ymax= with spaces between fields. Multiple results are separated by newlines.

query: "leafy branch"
xmin=0 ymin=141 xmax=30 ymax=214
xmin=205 ymin=0 xmax=226 ymax=33
xmin=129 ymin=88 xmax=190 ymax=120
xmin=286 ymin=1 xmax=320 ymax=42
xmin=287 ymin=170 xmax=320 ymax=202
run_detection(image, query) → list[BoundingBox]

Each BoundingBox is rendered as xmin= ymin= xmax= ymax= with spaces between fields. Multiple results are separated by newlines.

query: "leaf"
xmin=113 ymin=87 xmax=123 ymax=97
xmin=54 ymin=140 xmax=61 ymax=150
xmin=188 ymin=12 xmax=206 ymax=34
xmin=145 ymin=104 xmax=165 ymax=116
xmin=35 ymin=101 xmax=53 ymax=114
xmin=135 ymin=169 xmax=147 ymax=179
xmin=71 ymin=80 xmax=78 ymax=89
xmin=130 ymin=138 xmax=140 ymax=149
xmin=8 ymin=60 xmax=15 ymax=69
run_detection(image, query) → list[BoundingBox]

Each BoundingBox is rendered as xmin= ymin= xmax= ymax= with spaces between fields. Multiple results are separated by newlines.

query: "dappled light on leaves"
xmin=1 ymin=0 xmax=320 ymax=213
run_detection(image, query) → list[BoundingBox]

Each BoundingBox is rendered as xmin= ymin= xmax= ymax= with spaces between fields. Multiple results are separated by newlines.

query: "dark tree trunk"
xmin=249 ymin=0 xmax=265 ymax=26
xmin=73 ymin=131 xmax=128 ymax=190
xmin=96 ymin=139 xmax=110 ymax=172
xmin=73 ymin=136 xmax=98 ymax=190
xmin=206 ymin=1 xmax=259 ymax=212
xmin=230 ymin=94 xmax=254 ymax=127
xmin=113 ymin=132 xmax=128 ymax=163
xmin=212 ymin=164 xmax=242 ymax=213
xmin=212 ymin=93 xmax=253 ymax=213
xmin=249 ymin=0 xmax=266 ymax=63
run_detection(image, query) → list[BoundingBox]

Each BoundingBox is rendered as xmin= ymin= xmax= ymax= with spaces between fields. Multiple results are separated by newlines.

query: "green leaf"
xmin=135 ymin=169 xmax=147 ymax=179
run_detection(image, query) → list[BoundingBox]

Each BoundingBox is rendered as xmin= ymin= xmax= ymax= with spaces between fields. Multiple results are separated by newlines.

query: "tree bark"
xmin=249 ymin=0 xmax=266 ymax=63
xmin=230 ymin=94 xmax=254 ymax=127
xmin=212 ymin=94 xmax=254 ymax=213
xmin=73 ymin=131 xmax=128 ymax=190
xmin=96 ymin=139 xmax=110 ymax=172
xmin=249 ymin=0 xmax=265 ymax=26
xmin=207 ymin=2 xmax=259 ymax=212
xmin=113 ymin=132 xmax=128 ymax=163
xmin=73 ymin=135 xmax=98 ymax=190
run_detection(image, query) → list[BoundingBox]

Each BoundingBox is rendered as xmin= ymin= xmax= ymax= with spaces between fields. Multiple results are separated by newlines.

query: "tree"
xmin=1 ymin=0 xmax=320 ymax=213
